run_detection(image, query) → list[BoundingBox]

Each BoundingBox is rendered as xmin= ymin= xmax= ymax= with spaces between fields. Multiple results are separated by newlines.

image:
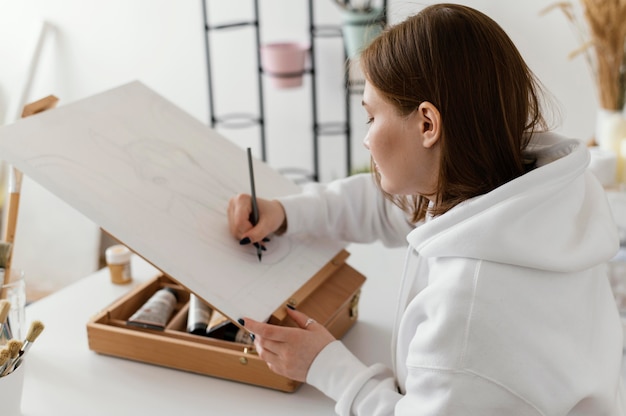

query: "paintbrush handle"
xmin=8 ymin=341 xmax=32 ymax=374
xmin=0 ymin=175 xmax=21 ymax=299
xmin=1 ymin=360 xmax=17 ymax=376
xmin=0 ymin=354 xmax=19 ymax=377
xmin=18 ymin=340 xmax=32 ymax=358
xmin=3 ymin=191 xmax=21 ymax=245
xmin=1 ymin=171 xmax=21 ymax=297
xmin=0 ymin=341 xmax=28 ymax=377
xmin=0 ymin=239 xmax=16 ymax=299
xmin=0 ymin=322 xmax=13 ymax=344
xmin=0 ymin=264 xmax=14 ymax=300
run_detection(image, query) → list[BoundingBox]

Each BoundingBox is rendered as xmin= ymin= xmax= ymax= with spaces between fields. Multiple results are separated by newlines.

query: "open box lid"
xmin=0 ymin=81 xmax=345 ymax=323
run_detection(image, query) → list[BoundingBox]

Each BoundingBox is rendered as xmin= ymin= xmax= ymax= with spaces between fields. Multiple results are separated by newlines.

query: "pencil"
xmin=246 ymin=147 xmax=262 ymax=262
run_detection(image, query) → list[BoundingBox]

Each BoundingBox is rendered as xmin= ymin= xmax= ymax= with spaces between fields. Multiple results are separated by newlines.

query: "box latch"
xmin=349 ymin=291 xmax=361 ymax=320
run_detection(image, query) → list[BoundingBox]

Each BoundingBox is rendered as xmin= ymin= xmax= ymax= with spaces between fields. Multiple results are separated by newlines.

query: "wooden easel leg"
xmin=0 ymin=95 xmax=59 ymax=299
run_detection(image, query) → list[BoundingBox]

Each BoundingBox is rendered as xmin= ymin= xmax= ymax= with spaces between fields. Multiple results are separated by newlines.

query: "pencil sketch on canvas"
xmin=0 ymin=81 xmax=345 ymax=322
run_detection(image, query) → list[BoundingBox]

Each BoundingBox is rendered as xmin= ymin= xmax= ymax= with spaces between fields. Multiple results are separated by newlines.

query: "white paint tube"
xmin=127 ymin=287 xmax=178 ymax=330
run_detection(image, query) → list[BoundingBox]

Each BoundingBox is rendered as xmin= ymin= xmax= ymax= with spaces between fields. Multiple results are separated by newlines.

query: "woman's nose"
xmin=363 ymin=132 xmax=370 ymax=150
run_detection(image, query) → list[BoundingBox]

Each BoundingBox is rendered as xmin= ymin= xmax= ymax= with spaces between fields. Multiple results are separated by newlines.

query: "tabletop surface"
xmin=18 ymin=242 xmax=626 ymax=415
xmin=19 ymin=242 xmax=404 ymax=416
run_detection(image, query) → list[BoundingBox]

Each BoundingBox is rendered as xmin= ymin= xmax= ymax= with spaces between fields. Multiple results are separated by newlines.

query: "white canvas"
xmin=0 ymin=81 xmax=344 ymax=322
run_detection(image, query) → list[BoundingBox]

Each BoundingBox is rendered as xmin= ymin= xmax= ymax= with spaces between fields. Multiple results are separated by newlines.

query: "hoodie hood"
xmin=406 ymin=132 xmax=619 ymax=272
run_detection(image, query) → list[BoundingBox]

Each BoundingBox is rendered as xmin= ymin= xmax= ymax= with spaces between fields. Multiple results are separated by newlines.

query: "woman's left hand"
xmin=242 ymin=308 xmax=335 ymax=382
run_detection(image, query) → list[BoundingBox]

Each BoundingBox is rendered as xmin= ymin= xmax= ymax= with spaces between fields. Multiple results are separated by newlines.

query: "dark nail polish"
xmin=262 ymin=237 xmax=271 ymax=242
xmin=239 ymin=237 xmax=251 ymax=245
xmin=250 ymin=333 xmax=255 ymax=341
xmin=286 ymin=304 xmax=296 ymax=310
xmin=237 ymin=318 xmax=245 ymax=326
xmin=260 ymin=245 xmax=267 ymax=251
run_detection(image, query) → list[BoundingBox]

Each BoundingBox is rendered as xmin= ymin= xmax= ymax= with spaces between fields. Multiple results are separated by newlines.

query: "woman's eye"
xmin=366 ymin=117 xmax=373 ymax=125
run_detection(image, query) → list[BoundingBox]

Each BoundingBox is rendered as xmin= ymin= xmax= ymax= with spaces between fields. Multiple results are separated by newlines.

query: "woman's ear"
xmin=418 ymin=102 xmax=441 ymax=148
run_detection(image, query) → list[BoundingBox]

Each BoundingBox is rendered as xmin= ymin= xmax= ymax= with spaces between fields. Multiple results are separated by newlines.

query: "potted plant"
xmin=333 ymin=1 xmax=385 ymax=59
xmin=544 ymin=0 xmax=626 ymax=183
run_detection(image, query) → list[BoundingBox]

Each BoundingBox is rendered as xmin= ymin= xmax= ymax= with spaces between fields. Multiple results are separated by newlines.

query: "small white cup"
xmin=0 ymin=362 xmax=25 ymax=415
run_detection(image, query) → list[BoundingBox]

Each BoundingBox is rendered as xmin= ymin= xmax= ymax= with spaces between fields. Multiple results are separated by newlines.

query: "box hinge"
xmin=349 ymin=290 xmax=361 ymax=320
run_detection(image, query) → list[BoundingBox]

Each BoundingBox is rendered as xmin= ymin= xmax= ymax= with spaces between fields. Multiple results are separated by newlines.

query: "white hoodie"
xmin=278 ymin=132 xmax=626 ymax=415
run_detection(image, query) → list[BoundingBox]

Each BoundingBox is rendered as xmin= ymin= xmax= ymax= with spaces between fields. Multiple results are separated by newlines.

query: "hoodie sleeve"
xmin=277 ymin=174 xmax=412 ymax=247
xmin=307 ymin=343 xmax=541 ymax=416
xmin=306 ymin=340 xmax=403 ymax=416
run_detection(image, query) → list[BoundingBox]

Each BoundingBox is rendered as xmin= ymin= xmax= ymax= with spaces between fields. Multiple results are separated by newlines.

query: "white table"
xmin=20 ymin=243 xmax=405 ymax=416
xmin=20 ymin=242 xmax=626 ymax=415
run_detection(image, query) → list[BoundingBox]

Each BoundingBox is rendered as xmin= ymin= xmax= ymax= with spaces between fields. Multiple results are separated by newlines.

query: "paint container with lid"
xmin=105 ymin=244 xmax=133 ymax=285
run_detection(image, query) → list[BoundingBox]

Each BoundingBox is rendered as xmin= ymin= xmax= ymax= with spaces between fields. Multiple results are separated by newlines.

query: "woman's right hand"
xmin=227 ymin=193 xmax=287 ymax=244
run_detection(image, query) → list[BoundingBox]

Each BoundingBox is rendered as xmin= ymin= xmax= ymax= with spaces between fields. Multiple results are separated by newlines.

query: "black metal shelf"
xmin=202 ymin=0 xmax=387 ymax=181
xmin=201 ymin=0 xmax=267 ymax=160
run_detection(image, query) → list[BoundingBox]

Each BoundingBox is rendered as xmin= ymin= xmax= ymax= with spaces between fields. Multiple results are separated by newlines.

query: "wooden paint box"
xmin=0 ymin=83 xmax=365 ymax=392
xmin=87 ymin=249 xmax=365 ymax=392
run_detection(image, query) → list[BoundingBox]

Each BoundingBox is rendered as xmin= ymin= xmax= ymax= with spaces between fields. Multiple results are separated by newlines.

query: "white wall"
xmin=0 ymin=0 xmax=599 ymax=292
xmin=0 ymin=0 xmax=599 ymax=176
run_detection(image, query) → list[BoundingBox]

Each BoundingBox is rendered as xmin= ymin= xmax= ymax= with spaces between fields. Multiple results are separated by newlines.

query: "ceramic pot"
xmin=0 ymin=362 xmax=25 ymax=415
xmin=260 ymin=42 xmax=308 ymax=89
xmin=340 ymin=8 xmax=384 ymax=59
xmin=596 ymin=108 xmax=626 ymax=183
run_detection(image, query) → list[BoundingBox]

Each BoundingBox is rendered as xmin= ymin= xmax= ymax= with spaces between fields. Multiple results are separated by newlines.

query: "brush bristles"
xmin=0 ymin=348 xmax=9 ymax=366
xmin=0 ymin=300 xmax=10 ymax=322
xmin=7 ymin=339 xmax=21 ymax=359
xmin=0 ymin=242 xmax=12 ymax=270
xmin=26 ymin=321 xmax=45 ymax=342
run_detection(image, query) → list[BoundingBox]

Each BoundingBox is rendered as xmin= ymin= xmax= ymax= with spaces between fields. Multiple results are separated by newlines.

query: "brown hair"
xmin=360 ymin=3 xmax=551 ymax=222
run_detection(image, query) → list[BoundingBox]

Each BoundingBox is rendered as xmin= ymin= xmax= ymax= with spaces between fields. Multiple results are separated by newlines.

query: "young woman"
xmin=228 ymin=4 xmax=625 ymax=415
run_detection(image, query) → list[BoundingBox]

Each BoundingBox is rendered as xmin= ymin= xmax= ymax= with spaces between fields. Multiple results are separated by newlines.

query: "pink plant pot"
xmin=260 ymin=42 xmax=308 ymax=89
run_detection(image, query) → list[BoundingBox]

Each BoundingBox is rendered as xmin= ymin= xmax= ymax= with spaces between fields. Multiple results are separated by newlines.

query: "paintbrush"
xmin=13 ymin=320 xmax=44 ymax=370
xmin=0 ymin=299 xmax=11 ymax=344
xmin=0 ymin=321 xmax=45 ymax=375
xmin=0 ymin=243 xmax=15 ymax=342
xmin=0 ymin=348 xmax=9 ymax=376
xmin=1 ymin=166 xmax=20 ymax=287
xmin=2 ymin=167 xmax=22 ymax=247
xmin=0 ymin=339 xmax=21 ymax=376
xmin=0 ymin=241 xmax=13 ymax=300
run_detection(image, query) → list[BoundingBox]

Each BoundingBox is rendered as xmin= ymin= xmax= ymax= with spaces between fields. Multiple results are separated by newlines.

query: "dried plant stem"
xmin=545 ymin=0 xmax=626 ymax=110
xmin=581 ymin=0 xmax=626 ymax=110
